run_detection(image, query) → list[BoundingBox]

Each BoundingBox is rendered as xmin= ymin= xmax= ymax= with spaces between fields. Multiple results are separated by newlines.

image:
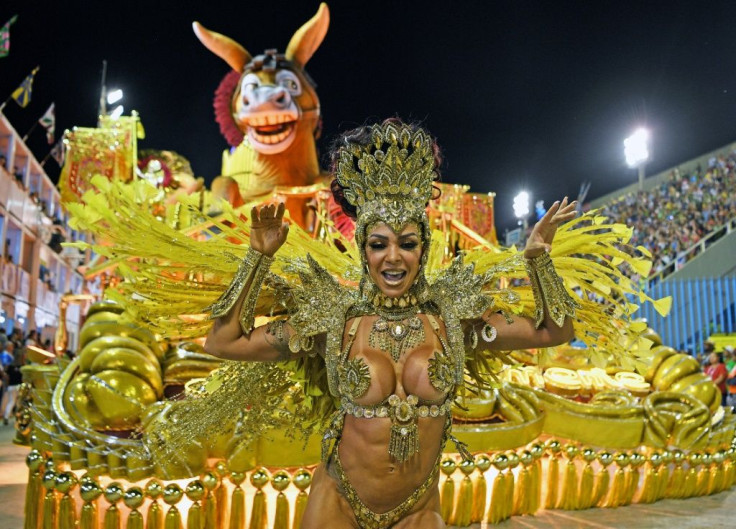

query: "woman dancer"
xmin=204 ymin=119 xmax=578 ymax=528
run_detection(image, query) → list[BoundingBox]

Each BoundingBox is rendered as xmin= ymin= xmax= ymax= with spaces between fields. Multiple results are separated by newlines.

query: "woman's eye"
xmin=401 ymin=242 xmax=418 ymax=250
xmin=368 ymin=243 xmax=385 ymax=250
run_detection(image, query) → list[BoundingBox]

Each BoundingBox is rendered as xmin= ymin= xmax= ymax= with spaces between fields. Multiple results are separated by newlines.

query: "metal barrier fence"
xmin=639 ymin=277 xmax=736 ymax=353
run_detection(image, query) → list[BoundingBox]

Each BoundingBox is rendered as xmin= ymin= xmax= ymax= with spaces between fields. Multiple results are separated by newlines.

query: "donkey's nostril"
xmin=276 ymin=93 xmax=286 ymax=104
xmin=243 ymin=96 xmax=250 ymax=106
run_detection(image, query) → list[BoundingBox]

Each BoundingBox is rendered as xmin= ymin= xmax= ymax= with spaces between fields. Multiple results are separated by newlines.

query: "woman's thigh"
xmin=300 ymin=465 xmax=358 ymax=529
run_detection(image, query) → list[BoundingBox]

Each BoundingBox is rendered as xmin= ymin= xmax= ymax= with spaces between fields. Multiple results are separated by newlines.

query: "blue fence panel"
xmin=643 ymin=277 xmax=736 ymax=352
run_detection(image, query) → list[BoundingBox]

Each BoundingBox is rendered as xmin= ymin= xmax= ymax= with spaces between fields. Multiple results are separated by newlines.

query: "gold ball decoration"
xmin=55 ymin=472 xmax=77 ymax=494
xmin=42 ymin=469 xmax=57 ymax=490
xmin=519 ymin=450 xmax=533 ymax=467
xmin=662 ymin=450 xmax=674 ymax=464
xmin=529 ymin=443 xmax=544 ymax=460
xmin=214 ymin=461 xmax=228 ymax=477
xmin=564 ymin=444 xmax=579 ymax=459
xmin=713 ymin=451 xmax=726 ymax=465
xmin=79 ymin=480 xmax=103 ymax=502
xmin=104 ymin=482 xmax=124 ymax=504
xmin=163 ymin=484 xmax=183 ymax=506
xmin=649 ymin=452 xmax=662 ymax=467
xmin=614 ymin=453 xmax=630 ymax=468
xmin=688 ymin=452 xmax=702 ymax=467
xmin=185 ymin=480 xmax=205 ymax=502
xmin=701 ymin=452 xmax=713 ymax=466
xmin=629 ymin=453 xmax=645 ymax=468
xmin=440 ymin=458 xmax=457 ymax=476
xmin=582 ymin=448 xmax=596 ymax=463
xmin=230 ymin=472 xmax=246 ymax=486
xmin=546 ymin=439 xmax=561 ymax=454
xmin=671 ymin=450 xmax=684 ymax=465
xmin=459 ymin=459 xmax=476 ymax=475
xmin=598 ymin=452 xmax=613 ymax=467
xmin=272 ymin=470 xmax=291 ymax=492
xmin=728 ymin=447 xmax=736 ymax=462
xmin=124 ymin=487 xmax=145 ymax=510
xmin=506 ymin=451 xmax=520 ymax=469
xmin=201 ymin=472 xmax=219 ymax=491
xmin=250 ymin=468 xmax=270 ymax=489
xmin=145 ymin=479 xmax=164 ymax=499
xmin=492 ymin=453 xmax=509 ymax=471
xmin=26 ymin=450 xmax=44 ymax=471
xmin=475 ymin=454 xmax=492 ymax=472
xmin=293 ymin=469 xmax=312 ymax=491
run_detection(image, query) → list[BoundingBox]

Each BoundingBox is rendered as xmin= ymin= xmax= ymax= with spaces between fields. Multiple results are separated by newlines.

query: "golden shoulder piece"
xmin=335 ymin=122 xmax=436 ymax=232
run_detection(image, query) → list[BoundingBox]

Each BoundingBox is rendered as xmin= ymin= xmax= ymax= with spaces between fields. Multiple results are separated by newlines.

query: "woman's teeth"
xmin=382 ymin=271 xmax=406 ymax=284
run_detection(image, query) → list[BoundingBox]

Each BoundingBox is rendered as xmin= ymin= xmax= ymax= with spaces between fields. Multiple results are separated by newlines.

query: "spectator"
xmin=1 ymin=361 xmax=21 ymax=425
xmin=705 ymin=352 xmax=728 ymax=406
xmin=0 ymin=329 xmax=7 ymax=352
xmin=0 ymin=342 xmax=13 ymax=368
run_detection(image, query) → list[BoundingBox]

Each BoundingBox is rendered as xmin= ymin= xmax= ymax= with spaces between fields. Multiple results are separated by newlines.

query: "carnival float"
xmin=15 ymin=3 xmax=736 ymax=528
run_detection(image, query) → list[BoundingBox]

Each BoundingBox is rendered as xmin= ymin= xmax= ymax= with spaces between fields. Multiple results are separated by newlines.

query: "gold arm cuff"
xmin=205 ymin=247 xmax=273 ymax=334
xmin=524 ymin=251 xmax=578 ymax=328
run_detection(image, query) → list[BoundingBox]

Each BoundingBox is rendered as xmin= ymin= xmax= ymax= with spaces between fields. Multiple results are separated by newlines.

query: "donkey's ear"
xmin=193 ymin=21 xmax=252 ymax=72
xmin=285 ymin=3 xmax=330 ymax=67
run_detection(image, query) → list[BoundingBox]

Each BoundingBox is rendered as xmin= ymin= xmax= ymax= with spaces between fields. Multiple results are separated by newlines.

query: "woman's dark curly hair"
xmin=329 ymin=118 xmax=443 ymax=220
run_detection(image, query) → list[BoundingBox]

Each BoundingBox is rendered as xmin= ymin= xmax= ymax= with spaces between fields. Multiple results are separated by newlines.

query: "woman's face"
xmin=365 ymin=222 xmax=422 ymax=299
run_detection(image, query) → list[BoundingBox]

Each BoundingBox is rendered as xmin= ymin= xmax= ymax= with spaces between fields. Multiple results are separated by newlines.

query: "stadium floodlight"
xmin=624 ymin=128 xmax=650 ymax=190
xmin=513 ymin=191 xmax=530 ymax=219
xmin=109 ymin=105 xmax=125 ymax=120
xmin=106 ymin=88 xmax=123 ymax=105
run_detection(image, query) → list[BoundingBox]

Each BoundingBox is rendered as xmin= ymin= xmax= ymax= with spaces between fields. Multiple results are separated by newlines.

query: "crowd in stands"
xmin=602 ymin=152 xmax=736 ymax=281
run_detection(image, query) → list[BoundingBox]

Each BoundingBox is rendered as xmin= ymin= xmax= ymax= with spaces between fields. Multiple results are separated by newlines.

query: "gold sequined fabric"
xmin=525 ymin=251 xmax=580 ymax=328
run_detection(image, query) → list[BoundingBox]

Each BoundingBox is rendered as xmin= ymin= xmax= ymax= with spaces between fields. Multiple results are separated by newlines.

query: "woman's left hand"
xmin=523 ymin=197 xmax=577 ymax=258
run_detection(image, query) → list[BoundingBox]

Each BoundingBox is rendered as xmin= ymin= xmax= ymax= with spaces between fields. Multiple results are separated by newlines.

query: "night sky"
xmin=2 ymin=1 xmax=736 ymax=233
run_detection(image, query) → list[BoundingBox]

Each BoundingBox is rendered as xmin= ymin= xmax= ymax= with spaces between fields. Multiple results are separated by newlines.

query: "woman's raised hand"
xmin=250 ymin=202 xmax=289 ymax=257
xmin=523 ymin=196 xmax=577 ymax=258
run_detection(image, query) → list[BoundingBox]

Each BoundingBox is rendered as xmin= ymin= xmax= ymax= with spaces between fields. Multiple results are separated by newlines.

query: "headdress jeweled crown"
xmin=335 ymin=122 xmax=437 ymax=234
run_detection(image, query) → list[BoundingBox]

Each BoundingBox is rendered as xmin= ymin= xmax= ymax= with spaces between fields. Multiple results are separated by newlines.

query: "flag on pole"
xmin=11 ymin=66 xmax=40 ymax=108
xmin=50 ymin=139 xmax=65 ymax=167
xmin=0 ymin=15 xmax=18 ymax=58
xmin=39 ymin=103 xmax=55 ymax=144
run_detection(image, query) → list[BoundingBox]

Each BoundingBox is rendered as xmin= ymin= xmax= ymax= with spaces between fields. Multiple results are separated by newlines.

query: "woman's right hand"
xmin=250 ymin=203 xmax=289 ymax=257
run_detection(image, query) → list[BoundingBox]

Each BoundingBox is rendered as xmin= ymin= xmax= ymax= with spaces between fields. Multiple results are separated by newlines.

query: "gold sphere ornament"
xmin=124 ymin=487 xmax=145 ymax=509
xmin=506 ymin=451 xmax=520 ymax=469
xmin=185 ymin=480 xmax=205 ymax=502
xmin=201 ymin=472 xmax=219 ymax=491
xmin=163 ymin=484 xmax=183 ymax=505
xmin=701 ymin=452 xmax=713 ymax=466
xmin=564 ymin=444 xmax=579 ymax=459
xmin=475 ymin=454 xmax=492 ymax=472
xmin=459 ymin=459 xmax=476 ymax=475
xmin=713 ymin=451 xmax=726 ymax=464
xmin=214 ymin=461 xmax=228 ymax=477
xmin=55 ymin=472 xmax=77 ymax=494
xmin=492 ymin=453 xmax=509 ymax=471
xmin=598 ymin=452 xmax=613 ymax=467
xmin=230 ymin=472 xmax=246 ymax=486
xmin=671 ymin=450 xmax=684 ymax=465
xmin=530 ymin=443 xmax=544 ymax=460
xmin=104 ymin=482 xmax=124 ymax=504
xmin=272 ymin=470 xmax=291 ymax=492
xmin=250 ymin=468 xmax=270 ymax=489
xmin=629 ymin=453 xmax=645 ymax=468
xmin=293 ymin=469 xmax=312 ymax=491
xmin=688 ymin=452 xmax=702 ymax=467
xmin=662 ymin=450 xmax=674 ymax=464
xmin=649 ymin=452 xmax=662 ymax=467
xmin=440 ymin=458 xmax=457 ymax=476
xmin=144 ymin=479 xmax=164 ymax=499
xmin=79 ymin=480 xmax=103 ymax=502
xmin=728 ymin=447 xmax=736 ymax=461
xmin=546 ymin=439 xmax=561 ymax=454
xmin=26 ymin=450 xmax=44 ymax=471
xmin=42 ymin=470 xmax=57 ymax=490
xmin=614 ymin=453 xmax=630 ymax=468
xmin=582 ymin=448 xmax=596 ymax=463
xmin=519 ymin=450 xmax=533 ymax=467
